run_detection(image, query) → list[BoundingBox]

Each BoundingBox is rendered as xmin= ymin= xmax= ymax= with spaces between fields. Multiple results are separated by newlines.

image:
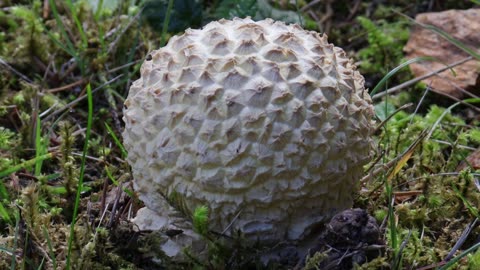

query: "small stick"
xmin=0 ymin=57 xmax=33 ymax=83
xmin=46 ymin=79 xmax=86 ymax=93
xmin=42 ymin=74 xmax=123 ymax=122
xmin=372 ymin=56 xmax=473 ymax=100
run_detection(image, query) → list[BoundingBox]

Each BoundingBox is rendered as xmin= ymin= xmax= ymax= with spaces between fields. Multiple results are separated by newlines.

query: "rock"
xmin=404 ymin=9 xmax=480 ymax=98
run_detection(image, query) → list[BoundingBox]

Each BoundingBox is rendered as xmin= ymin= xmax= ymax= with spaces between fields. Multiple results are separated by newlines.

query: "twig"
xmin=445 ymin=218 xmax=478 ymax=261
xmin=372 ymin=56 xmax=473 ymax=100
xmin=374 ymin=103 xmax=413 ymax=133
xmin=59 ymin=58 xmax=78 ymax=81
xmin=42 ymin=0 xmax=50 ymax=19
xmin=435 ymin=70 xmax=480 ymax=99
xmin=107 ymin=59 xmax=142 ymax=73
xmin=361 ymin=131 xmax=428 ymax=184
xmin=0 ymin=57 xmax=33 ymax=83
xmin=100 ymin=74 xmax=123 ymax=133
xmin=71 ymin=152 xmax=104 ymax=162
xmin=300 ymin=0 xmax=322 ymax=11
xmin=307 ymin=10 xmax=323 ymax=33
xmin=46 ymin=79 xmax=86 ymax=93
xmin=409 ymin=85 xmax=430 ymax=125
xmin=108 ymin=184 xmax=124 ymax=228
xmin=221 ymin=209 xmax=243 ymax=235
xmin=429 ymin=139 xmax=477 ymax=151
xmin=41 ymin=74 xmax=123 ymax=122
xmin=108 ymin=8 xmax=144 ymax=55
xmin=346 ymin=0 xmax=362 ymax=21
xmin=430 ymin=87 xmax=480 ymax=112
xmin=393 ymin=230 xmax=412 ymax=269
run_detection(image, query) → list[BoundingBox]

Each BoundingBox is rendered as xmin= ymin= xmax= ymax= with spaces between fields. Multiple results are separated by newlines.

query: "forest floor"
xmin=0 ymin=0 xmax=479 ymax=269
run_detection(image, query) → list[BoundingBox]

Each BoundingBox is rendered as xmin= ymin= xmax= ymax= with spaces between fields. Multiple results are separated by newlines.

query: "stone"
xmin=404 ymin=9 xmax=480 ymax=98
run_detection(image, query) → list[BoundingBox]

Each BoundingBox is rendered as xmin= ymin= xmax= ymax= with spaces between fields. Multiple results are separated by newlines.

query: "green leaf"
xmin=375 ymin=101 xmax=396 ymax=121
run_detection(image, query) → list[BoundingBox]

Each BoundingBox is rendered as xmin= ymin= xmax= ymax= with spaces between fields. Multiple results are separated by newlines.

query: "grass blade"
xmin=66 ymin=84 xmax=93 ymax=269
xmin=48 ymin=0 xmax=85 ymax=74
xmin=370 ymin=56 xmax=437 ymax=96
xmin=104 ymin=122 xmax=127 ymax=158
xmin=104 ymin=166 xmax=134 ymax=198
xmin=46 ymin=31 xmax=76 ymax=57
xmin=65 ymin=0 xmax=88 ymax=49
xmin=439 ymin=241 xmax=480 ymax=270
xmin=36 ymin=258 xmax=45 ymax=270
xmin=48 ymin=0 xmax=76 ymax=55
xmin=34 ymin=115 xmax=45 ymax=176
xmin=427 ymin=98 xmax=480 ymax=140
xmin=0 ymin=246 xmax=14 ymax=254
xmin=452 ymin=184 xmax=479 ymax=218
xmin=0 ymin=181 xmax=8 ymax=200
xmin=419 ymin=24 xmax=480 ymax=60
xmin=0 ymin=202 xmax=11 ymax=224
xmin=294 ymin=0 xmax=303 ymax=26
xmin=393 ymin=230 xmax=412 ymax=269
xmin=399 ymin=12 xmax=480 ymax=60
xmin=10 ymin=211 xmax=20 ymax=270
xmin=386 ymin=180 xmax=397 ymax=256
xmin=94 ymin=0 xmax=105 ymax=21
xmin=42 ymin=226 xmax=57 ymax=269
xmin=387 ymin=131 xmax=427 ymax=181
xmin=160 ymin=0 xmax=174 ymax=47
xmin=385 ymin=131 xmax=427 ymax=267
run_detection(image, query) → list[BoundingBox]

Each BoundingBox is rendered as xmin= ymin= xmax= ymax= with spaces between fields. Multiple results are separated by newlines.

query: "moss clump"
xmin=356 ymin=15 xmax=409 ymax=76
xmin=359 ymin=101 xmax=480 ymax=269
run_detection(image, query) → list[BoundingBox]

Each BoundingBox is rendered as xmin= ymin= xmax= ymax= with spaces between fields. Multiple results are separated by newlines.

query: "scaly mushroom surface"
xmin=123 ymin=17 xmax=375 ymax=248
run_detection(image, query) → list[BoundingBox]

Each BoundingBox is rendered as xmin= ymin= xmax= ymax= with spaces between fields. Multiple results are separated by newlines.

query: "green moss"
xmin=5 ymin=3 xmax=51 ymax=65
xmin=304 ymin=251 xmax=328 ymax=270
xmin=356 ymin=15 xmax=409 ymax=75
xmin=468 ymin=249 xmax=480 ymax=269
xmin=374 ymin=208 xmax=387 ymax=223
xmin=193 ymin=205 xmax=209 ymax=235
xmin=360 ymin=101 xmax=480 ymax=268
xmin=0 ymin=127 xmax=16 ymax=150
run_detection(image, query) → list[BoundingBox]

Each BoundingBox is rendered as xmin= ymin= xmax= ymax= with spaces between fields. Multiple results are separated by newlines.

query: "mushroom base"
xmin=131 ymin=200 xmax=332 ymax=266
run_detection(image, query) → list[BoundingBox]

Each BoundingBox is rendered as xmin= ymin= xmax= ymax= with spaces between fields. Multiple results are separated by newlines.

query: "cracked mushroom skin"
xmin=123 ymin=17 xmax=375 ymax=244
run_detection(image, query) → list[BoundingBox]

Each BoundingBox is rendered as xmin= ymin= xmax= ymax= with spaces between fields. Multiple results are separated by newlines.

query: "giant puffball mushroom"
xmin=123 ymin=17 xmax=375 ymax=255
